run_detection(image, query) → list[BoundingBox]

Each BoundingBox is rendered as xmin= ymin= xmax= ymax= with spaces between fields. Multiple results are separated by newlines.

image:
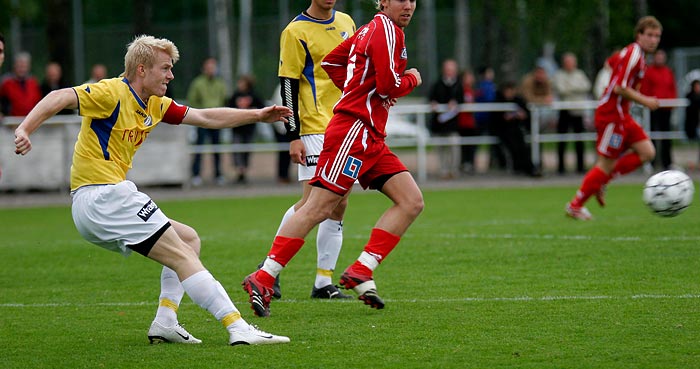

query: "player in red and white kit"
xmin=566 ymin=16 xmax=662 ymax=220
xmin=242 ymin=0 xmax=422 ymax=316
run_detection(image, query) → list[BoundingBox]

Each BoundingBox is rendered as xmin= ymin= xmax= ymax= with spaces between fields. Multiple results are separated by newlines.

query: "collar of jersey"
xmin=121 ymin=77 xmax=147 ymax=110
xmin=295 ymin=9 xmax=336 ymax=24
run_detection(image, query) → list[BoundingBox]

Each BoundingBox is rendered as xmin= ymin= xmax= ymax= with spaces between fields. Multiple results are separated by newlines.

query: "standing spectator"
xmin=40 ymin=62 xmax=73 ymax=115
xmin=242 ymin=0 xmax=423 ymax=316
xmin=685 ymin=80 xmax=700 ymax=166
xmin=429 ymin=59 xmax=463 ymax=179
xmin=14 ymin=34 xmax=291 ymax=346
xmin=493 ymin=81 xmax=540 ymax=177
xmin=269 ymin=84 xmax=292 ymax=184
xmin=187 ymin=57 xmax=227 ymax=186
xmin=0 ymin=52 xmax=42 ymax=116
xmin=593 ymin=50 xmax=619 ymax=100
xmin=520 ymin=64 xmax=554 ymax=106
xmin=229 ymin=75 xmax=264 ymax=184
xmin=475 ymin=66 xmax=504 ymax=169
xmin=566 ymin=16 xmax=662 ymax=220
xmin=458 ymin=69 xmax=478 ymax=174
xmin=640 ymin=49 xmax=677 ymax=170
xmin=553 ymin=52 xmax=591 ymax=174
xmin=0 ymin=33 xmax=5 ymax=180
xmin=264 ymin=0 xmax=356 ymax=300
xmin=84 ymin=63 xmax=108 ymax=84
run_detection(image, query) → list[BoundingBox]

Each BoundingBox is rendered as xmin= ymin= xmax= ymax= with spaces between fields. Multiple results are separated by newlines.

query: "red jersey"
xmin=322 ymin=12 xmax=418 ymax=139
xmin=0 ymin=76 xmax=42 ymax=116
xmin=596 ymin=42 xmax=646 ymax=122
xmin=639 ymin=64 xmax=677 ymax=102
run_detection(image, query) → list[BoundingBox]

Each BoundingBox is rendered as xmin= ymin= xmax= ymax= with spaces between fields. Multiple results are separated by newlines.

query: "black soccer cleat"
xmin=310 ymin=284 xmax=353 ymax=299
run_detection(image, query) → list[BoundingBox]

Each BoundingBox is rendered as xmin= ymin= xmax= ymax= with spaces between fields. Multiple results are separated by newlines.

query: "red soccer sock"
xmin=256 ymin=235 xmax=305 ymax=285
xmin=571 ymin=166 xmax=611 ymax=207
xmin=611 ymin=153 xmax=643 ymax=177
xmin=268 ymin=235 xmax=305 ymax=267
xmin=350 ymin=228 xmax=401 ymax=275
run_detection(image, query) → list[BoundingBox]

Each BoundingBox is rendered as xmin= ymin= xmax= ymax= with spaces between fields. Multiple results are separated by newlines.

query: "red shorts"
xmin=594 ymin=114 xmax=649 ymax=159
xmin=309 ymin=114 xmax=407 ymax=195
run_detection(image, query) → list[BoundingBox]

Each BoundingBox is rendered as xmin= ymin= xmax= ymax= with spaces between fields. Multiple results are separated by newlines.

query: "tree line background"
xmin=1 ymin=0 xmax=699 ymax=101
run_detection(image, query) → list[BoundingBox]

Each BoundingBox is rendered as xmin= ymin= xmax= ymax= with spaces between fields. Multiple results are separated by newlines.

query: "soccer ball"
xmin=642 ymin=170 xmax=694 ymax=217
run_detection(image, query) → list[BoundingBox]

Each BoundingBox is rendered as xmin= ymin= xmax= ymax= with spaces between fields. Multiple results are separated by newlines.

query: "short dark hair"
xmin=0 ymin=32 xmax=5 ymax=44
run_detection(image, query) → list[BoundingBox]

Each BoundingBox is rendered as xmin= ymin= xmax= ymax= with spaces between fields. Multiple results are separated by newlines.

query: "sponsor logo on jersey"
xmin=144 ymin=116 xmax=153 ymax=127
xmin=342 ymin=156 xmax=362 ymax=179
xmin=609 ymin=133 xmax=622 ymax=149
xmin=400 ymin=47 xmax=407 ymax=59
xmin=340 ymin=31 xmax=350 ymax=40
xmin=137 ymin=200 xmax=159 ymax=221
xmin=326 ymin=26 xmax=336 ymax=31
xmin=306 ymin=155 xmax=319 ymax=167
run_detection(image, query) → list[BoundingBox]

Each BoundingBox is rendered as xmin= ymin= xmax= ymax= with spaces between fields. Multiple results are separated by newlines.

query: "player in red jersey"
xmin=242 ymin=0 xmax=422 ymax=316
xmin=566 ymin=16 xmax=662 ymax=220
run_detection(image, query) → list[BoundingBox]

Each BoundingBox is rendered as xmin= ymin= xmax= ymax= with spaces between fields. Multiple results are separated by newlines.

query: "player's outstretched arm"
xmin=613 ymin=85 xmax=660 ymax=111
xmin=183 ymin=105 xmax=292 ymax=129
xmin=14 ymin=88 xmax=78 ymax=155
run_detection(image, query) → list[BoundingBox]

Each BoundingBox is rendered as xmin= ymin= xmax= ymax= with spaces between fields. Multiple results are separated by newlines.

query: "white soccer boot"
xmin=229 ymin=324 xmax=290 ymax=346
xmin=148 ymin=321 xmax=202 ymax=344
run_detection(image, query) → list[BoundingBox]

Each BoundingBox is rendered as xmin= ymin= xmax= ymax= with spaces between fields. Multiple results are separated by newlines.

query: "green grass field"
xmin=1 ymin=183 xmax=699 ymax=368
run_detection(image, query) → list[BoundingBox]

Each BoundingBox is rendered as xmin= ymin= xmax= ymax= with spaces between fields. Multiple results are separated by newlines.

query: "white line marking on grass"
xmin=437 ymin=233 xmax=700 ymax=242
xmin=3 ymin=294 xmax=700 ymax=308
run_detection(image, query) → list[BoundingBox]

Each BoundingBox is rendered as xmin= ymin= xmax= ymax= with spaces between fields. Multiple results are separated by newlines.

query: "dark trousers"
xmin=650 ymin=109 xmax=673 ymax=170
xmin=557 ymin=110 xmax=585 ymax=173
xmin=274 ymin=131 xmax=292 ymax=181
xmin=191 ymin=128 xmax=222 ymax=177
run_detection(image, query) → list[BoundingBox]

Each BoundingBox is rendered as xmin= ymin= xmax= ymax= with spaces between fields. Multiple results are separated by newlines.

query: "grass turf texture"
xmin=1 ymin=184 xmax=699 ymax=368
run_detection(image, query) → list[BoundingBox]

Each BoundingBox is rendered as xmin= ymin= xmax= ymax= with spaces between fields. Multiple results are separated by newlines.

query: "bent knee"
xmin=178 ymin=226 xmax=201 ymax=255
xmin=403 ymin=195 xmax=425 ymax=218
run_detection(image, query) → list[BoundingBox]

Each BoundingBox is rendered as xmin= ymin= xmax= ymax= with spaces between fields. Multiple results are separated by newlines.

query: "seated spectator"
xmin=493 ymin=81 xmax=541 ymax=177
xmin=0 ymin=52 xmax=42 ymax=116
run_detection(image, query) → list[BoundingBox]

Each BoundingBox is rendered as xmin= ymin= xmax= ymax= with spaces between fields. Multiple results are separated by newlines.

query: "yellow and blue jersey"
xmin=70 ymin=77 xmax=187 ymax=190
xmin=279 ymin=10 xmax=355 ymax=135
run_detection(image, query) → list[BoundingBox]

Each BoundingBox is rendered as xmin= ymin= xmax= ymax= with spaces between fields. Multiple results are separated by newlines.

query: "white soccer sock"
xmin=181 ymin=270 xmax=247 ymax=331
xmin=315 ymin=218 xmax=344 ymax=288
xmin=153 ymin=267 xmax=184 ymax=327
xmin=260 ymin=257 xmax=284 ymax=278
xmin=275 ymin=205 xmax=296 ymax=235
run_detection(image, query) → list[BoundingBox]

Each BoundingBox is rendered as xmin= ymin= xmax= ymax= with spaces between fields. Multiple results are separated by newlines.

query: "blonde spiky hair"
xmin=122 ymin=35 xmax=179 ymax=80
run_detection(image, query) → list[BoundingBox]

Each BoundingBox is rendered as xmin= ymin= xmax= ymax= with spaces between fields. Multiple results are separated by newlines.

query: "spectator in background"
xmin=685 ymin=80 xmax=700 ymax=167
xmin=229 ymin=75 xmax=264 ymax=184
xmin=493 ymin=81 xmax=541 ymax=177
xmin=520 ymin=64 xmax=554 ymax=106
xmin=0 ymin=33 xmax=4 ymax=180
xmin=475 ymin=66 xmax=505 ymax=169
xmin=640 ymin=49 xmax=677 ymax=170
xmin=593 ymin=54 xmax=614 ymax=99
xmin=0 ymin=52 xmax=42 ymax=116
xmin=429 ymin=59 xmax=463 ymax=179
xmin=41 ymin=62 xmax=73 ymax=115
xmin=84 ymin=63 xmax=108 ymax=84
xmin=458 ymin=69 xmax=478 ymax=174
xmin=269 ymin=84 xmax=292 ymax=184
xmin=187 ymin=57 xmax=227 ymax=186
xmin=553 ymin=52 xmax=591 ymax=174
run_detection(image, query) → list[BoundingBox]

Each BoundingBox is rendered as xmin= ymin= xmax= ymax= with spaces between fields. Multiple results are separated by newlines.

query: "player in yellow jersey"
xmin=14 ymin=35 xmax=292 ymax=346
xmin=258 ymin=0 xmax=356 ymax=301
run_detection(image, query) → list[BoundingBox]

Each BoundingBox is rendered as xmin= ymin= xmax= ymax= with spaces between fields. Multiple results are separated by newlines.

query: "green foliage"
xmin=1 ymin=184 xmax=699 ymax=368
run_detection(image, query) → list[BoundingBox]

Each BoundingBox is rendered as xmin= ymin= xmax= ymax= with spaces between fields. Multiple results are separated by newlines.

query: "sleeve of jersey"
xmin=162 ymin=99 xmax=189 ymax=125
xmin=321 ymin=36 xmax=354 ymax=91
xmin=73 ymin=81 xmax=118 ymax=118
xmin=369 ymin=21 xmax=417 ymax=99
xmin=280 ymin=77 xmax=301 ymax=140
xmin=278 ymin=27 xmax=306 ymax=79
xmin=618 ymin=45 xmax=642 ymax=89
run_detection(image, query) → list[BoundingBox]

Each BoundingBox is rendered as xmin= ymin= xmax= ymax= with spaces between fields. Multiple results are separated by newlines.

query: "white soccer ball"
xmin=642 ymin=170 xmax=694 ymax=217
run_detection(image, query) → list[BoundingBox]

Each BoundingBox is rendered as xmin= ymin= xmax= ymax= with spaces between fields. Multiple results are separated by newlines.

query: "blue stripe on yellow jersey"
xmin=278 ymin=10 xmax=355 ymax=135
xmin=70 ymin=77 xmax=182 ymax=191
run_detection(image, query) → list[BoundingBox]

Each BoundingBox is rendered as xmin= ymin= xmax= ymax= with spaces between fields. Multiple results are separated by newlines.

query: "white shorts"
xmin=71 ymin=180 xmax=169 ymax=257
xmin=298 ymin=134 xmax=324 ymax=181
